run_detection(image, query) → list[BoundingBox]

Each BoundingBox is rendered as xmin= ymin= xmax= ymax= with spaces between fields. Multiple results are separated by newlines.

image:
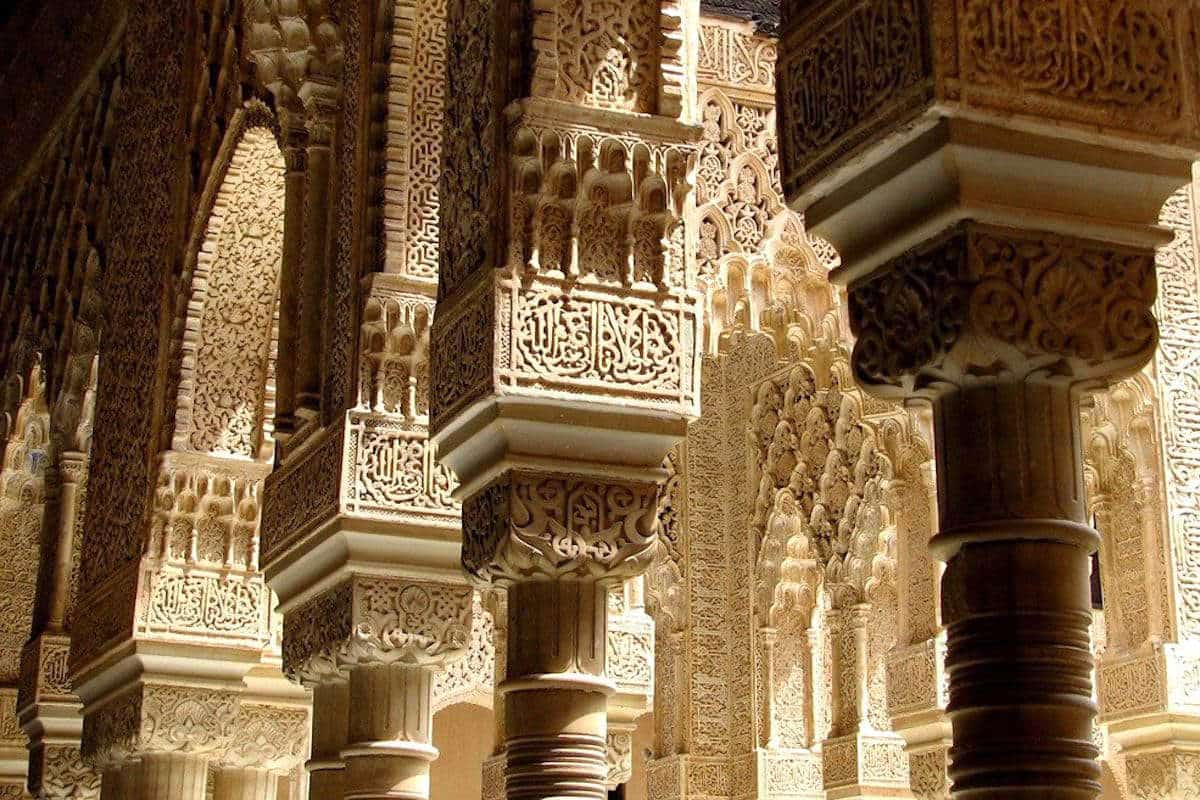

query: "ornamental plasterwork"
xmin=431 ymin=113 xmax=703 ymax=431
xmin=82 ymin=684 xmax=240 ymax=768
xmin=1152 ymin=180 xmax=1200 ymax=644
xmin=0 ymin=376 xmax=48 ymax=683
xmin=432 ymin=594 xmax=495 ymax=712
xmin=172 ymin=126 xmax=285 ymax=462
xmin=848 ymin=223 xmax=1157 ymax=395
xmin=776 ymin=0 xmax=1200 ymax=198
xmin=137 ymin=455 xmax=275 ymax=648
xmin=461 ymin=471 xmax=661 ymax=584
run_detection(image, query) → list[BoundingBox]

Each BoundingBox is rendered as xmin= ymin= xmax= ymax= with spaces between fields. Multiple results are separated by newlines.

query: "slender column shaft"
xmin=138 ymin=753 xmax=208 ymax=800
xmin=274 ymin=134 xmax=306 ymax=435
xmin=932 ymin=381 xmax=1099 ymax=800
xmin=45 ymin=461 xmax=81 ymax=630
xmin=309 ymin=679 xmax=350 ymax=800
xmin=295 ymin=131 xmax=331 ymax=415
xmin=214 ymin=767 xmax=279 ymax=800
xmin=850 ymin=605 xmax=870 ymax=730
xmin=502 ymin=581 xmax=610 ymax=800
xmin=762 ymin=629 xmax=778 ymax=749
xmin=342 ymin=664 xmax=437 ymax=800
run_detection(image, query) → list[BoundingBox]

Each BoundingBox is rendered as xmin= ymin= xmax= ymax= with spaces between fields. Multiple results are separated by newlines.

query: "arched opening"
xmin=430 ymin=702 xmax=494 ymax=800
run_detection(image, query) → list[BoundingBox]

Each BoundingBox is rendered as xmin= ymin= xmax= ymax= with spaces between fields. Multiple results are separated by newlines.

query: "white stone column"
xmin=295 ymin=99 xmax=335 ymax=419
xmin=282 ymin=577 xmax=471 ymax=800
xmin=307 ymin=679 xmax=349 ymax=799
xmin=342 ymin=664 xmax=438 ymax=800
xmin=434 ymin=0 xmax=702 ymax=793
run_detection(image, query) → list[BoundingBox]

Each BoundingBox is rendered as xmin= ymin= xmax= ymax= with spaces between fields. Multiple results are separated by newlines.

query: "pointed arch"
xmin=172 ymin=123 xmax=286 ymax=462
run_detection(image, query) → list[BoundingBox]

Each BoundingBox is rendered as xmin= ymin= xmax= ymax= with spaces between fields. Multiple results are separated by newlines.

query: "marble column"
xmin=138 ymin=753 xmax=207 ymax=800
xmin=213 ymin=767 xmax=278 ymax=800
xmin=776 ymin=1 xmax=1200 ymax=796
xmin=307 ymin=678 xmax=350 ymax=799
xmin=342 ymin=664 xmax=437 ymax=800
xmin=295 ymin=98 xmax=335 ymax=420
xmin=273 ymin=115 xmax=309 ymax=442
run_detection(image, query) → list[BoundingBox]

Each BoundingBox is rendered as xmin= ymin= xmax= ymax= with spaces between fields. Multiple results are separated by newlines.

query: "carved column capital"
xmin=81 ymin=684 xmax=240 ymax=771
xmin=218 ymin=702 xmax=310 ymax=774
xmin=848 ymin=222 xmax=1158 ymax=400
xmin=282 ymin=576 xmax=474 ymax=683
xmin=461 ymin=471 xmax=661 ymax=585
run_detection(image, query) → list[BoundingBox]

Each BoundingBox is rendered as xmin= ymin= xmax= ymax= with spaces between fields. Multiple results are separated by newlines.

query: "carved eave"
xmin=777 ymin=0 xmax=1200 ymax=279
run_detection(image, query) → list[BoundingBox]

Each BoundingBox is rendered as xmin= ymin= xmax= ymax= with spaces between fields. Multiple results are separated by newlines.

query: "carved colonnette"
xmin=432 ymin=0 xmax=703 ymax=795
xmin=779 ymin=0 xmax=1200 ymax=797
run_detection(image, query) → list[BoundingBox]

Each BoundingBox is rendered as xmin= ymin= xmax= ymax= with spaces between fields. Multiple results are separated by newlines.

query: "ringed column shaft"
xmin=342 ymin=664 xmax=438 ymax=800
xmin=776 ymin=0 xmax=1200 ymax=795
xmin=931 ymin=381 xmax=1098 ymax=797
xmin=502 ymin=581 xmax=610 ymax=800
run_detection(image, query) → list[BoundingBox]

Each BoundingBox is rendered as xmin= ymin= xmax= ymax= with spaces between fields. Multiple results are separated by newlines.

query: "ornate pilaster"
xmin=885 ymin=413 xmax=949 ymax=800
xmin=19 ymin=451 xmax=99 ymax=800
xmin=778 ymin=2 xmax=1200 ymax=797
xmin=606 ymin=579 xmax=655 ymax=792
xmin=434 ymin=0 xmax=702 ymax=796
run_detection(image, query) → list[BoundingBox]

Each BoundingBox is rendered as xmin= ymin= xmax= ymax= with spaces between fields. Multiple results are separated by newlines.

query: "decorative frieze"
xmin=82 ymin=685 xmax=240 ymax=769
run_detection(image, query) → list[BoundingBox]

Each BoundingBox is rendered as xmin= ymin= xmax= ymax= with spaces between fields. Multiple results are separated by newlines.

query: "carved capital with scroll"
xmin=460 ymin=470 xmax=661 ymax=586
xmin=848 ymin=222 xmax=1159 ymax=399
xmin=282 ymin=576 xmax=474 ymax=684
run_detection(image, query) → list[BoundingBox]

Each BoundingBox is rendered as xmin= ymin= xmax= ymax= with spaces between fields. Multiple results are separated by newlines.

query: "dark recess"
xmin=700 ymin=0 xmax=780 ymax=36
